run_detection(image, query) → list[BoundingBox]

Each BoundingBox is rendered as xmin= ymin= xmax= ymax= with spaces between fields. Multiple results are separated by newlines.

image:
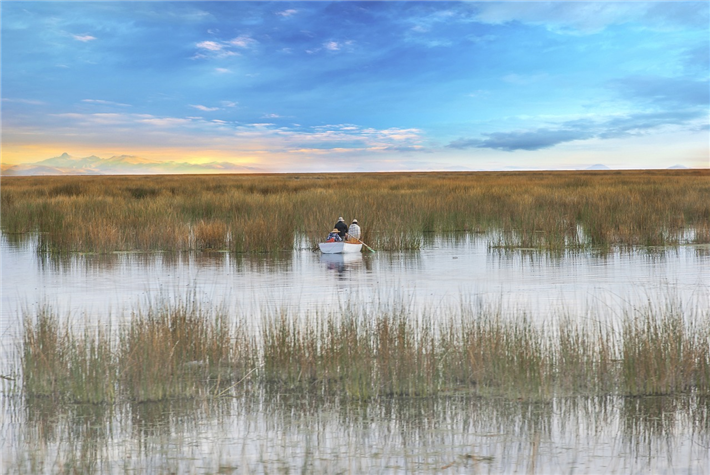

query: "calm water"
xmin=2 ymin=233 xmax=709 ymax=329
xmin=2 ymin=393 xmax=709 ymax=473
xmin=2 ymin=232 xmax=709 ymax=473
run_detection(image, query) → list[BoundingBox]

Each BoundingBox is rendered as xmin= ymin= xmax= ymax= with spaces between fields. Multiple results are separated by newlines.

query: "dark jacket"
xmin=334 ymin=220 xmax=348 ymax=238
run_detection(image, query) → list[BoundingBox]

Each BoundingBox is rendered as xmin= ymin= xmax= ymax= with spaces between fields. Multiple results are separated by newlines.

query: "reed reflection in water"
xmin=3 ymin=393 xmax=708 ymax=474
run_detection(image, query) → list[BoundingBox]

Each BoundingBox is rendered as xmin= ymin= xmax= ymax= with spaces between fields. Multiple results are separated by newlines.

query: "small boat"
xmin=318 ymin=241 xmax=363 ymax=254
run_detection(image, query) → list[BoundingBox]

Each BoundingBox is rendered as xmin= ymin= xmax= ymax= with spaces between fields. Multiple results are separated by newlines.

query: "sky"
xmin=2 ymin=1 xmax=709 ymax=172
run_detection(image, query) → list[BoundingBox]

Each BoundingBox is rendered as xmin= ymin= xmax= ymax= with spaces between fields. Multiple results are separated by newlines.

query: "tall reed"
xmin=2 ymin=170 xmax=708 ymax=253
xmin=118 ymin=300 xmax=251 ymax=402
xmin=18 ymin=296 xmax=710 ymax=403
xmin=21 ymin=308 xmax=115 ymax=404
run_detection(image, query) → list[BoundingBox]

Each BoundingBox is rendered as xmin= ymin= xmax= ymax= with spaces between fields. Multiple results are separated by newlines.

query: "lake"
xmin=2 ymin=233 xmax=708 ymax=327
xmin=2 ymin=232 xmax=709 ymax=473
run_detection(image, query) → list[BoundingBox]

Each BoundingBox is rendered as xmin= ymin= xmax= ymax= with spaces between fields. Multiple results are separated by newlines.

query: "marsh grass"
xmin=21 ymin=307 xmax=115 ymax=404
xmin=18 ymin=297 xmax=710 ymax=403
xmin=119 ymin=300 xmax=255 ymax=402
xmin=2 ymin=170 xmax=708 ymax=253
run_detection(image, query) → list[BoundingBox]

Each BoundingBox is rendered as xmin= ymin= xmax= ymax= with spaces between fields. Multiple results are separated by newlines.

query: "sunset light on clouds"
xmin=2 ymin=1 xmax=708 ymax=173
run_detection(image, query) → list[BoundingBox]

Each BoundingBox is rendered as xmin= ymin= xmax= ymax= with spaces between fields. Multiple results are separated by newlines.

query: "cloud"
xmin=449 ymin=128 xmax=591 ymax=152
xmin=73 ymin=34 xmax=96 ymax=42
xmin=82 ymin=99 xmax=131 ymax=107
xmin=2 ymin=98 xmax=45 ymax=105
xmin=215 ymin=68 xmax=231 ymax=74
xmin=682 ymin=44 xmax=710 ymax=73
xmin=221 ymin=101 xmax=238 ymax=108
xmin=471 ymin=2 xmax=709 ymax=35
xmin=195 ymin=35 xmax=257 ymax=60
xmin=138 ymin=117 xmax=193 ymax=127
xmin=190 ymin=105 xmax=219 ymax=112
xmin=276 ymin=9 xmax=298 ymax=18
xmin=449 ymin=110 xmax=707 ymax=152
xmin=230 ymin=35 xmax=257 ymax=48
xmin=450 ymin=72 xmax=709 ymax=152
xmin=321 ymin=40 xmax=354 ymax=53
xmin=595 ymin=110 xmax=707 ymax=139
xmin=196 ymin=40 xmax=223 ymax=51
xmin=611 ymin=76 xmax=710 ymax=107
xmin=50 ymin=112 xmax=200 ymax=129
xmin=382 ymin=145 xmax=427 ymax=153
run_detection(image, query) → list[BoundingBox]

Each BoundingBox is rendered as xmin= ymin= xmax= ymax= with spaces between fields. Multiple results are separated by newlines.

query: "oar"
xmin=354 ymin=237 xmax=376 ymax=253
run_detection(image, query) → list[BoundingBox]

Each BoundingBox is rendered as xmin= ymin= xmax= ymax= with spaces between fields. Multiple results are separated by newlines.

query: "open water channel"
xmin=1 ymin=232 xmax=709 ymax=473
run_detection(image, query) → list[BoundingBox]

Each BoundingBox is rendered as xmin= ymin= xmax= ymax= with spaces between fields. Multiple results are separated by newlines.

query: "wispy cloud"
xmin=190 ymin=104 xmax=219 ymax=112
xmin=196 ymin=40 xmax=223 ymax=51
xmin=610 ymin=76 xmax=709 ymax=107
xmin=276 ymin=9 xmax=298 ymax=18
xmin=323 ymin=40 xmax=353 ymax=52
xmin=2 ymin=98 xmax=45 ymax=105
xmin=82 ymin=99 xmax=131 ymax=107
xmin=72 ymin=34 xmax=96 ymax=42
xmin=471 ymin=2 xmax=709 ymax=34
xmin=230 ymin=35 xmax=257 ymax=48
xmin=139 ymin=117 xmax=193 ymax=127
xmin=195 ymin=35 xmax=257 ymax=59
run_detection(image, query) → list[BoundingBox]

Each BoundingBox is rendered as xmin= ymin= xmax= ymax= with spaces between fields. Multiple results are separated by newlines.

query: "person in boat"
xmin=326 ymin=228 xmax=342 ymax=242
xmin=334 ymin=217 xmax=348 ymax=239
xmin=348 ymin=219 xmax=361 ymax=241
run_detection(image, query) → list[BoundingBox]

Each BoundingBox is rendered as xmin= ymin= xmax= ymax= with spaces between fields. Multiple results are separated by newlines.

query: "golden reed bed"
xmin=1 ymin=170 xmax=708 ymax=252
xmin=17 ymin=298 xmax=710 ymax=403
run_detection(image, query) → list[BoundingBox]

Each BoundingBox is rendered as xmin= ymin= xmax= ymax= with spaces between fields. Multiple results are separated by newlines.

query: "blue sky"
xmin=2 ymin=1 xmax=708 ymax=172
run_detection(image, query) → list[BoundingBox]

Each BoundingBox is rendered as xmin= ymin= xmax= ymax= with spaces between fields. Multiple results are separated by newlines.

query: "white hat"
xmin=338 ymin=217 xmax=344 ymax=221
xmin=352 ymin=219 xmax=358 ymax=223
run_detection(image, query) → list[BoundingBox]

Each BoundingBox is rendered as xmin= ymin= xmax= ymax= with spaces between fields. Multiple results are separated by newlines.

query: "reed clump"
xmin=1 ymin=170 xmax=708 ymax=253
xmin=118 ymin=301 xmax=248 ymax=401
xmin=18 ymin=297 xmax=710 ymax=403
xmin=21 ymin=307 xmax=115 ymax=404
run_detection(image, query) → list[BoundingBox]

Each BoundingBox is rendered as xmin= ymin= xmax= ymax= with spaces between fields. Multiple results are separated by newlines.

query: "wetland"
xmin=1 ymin=170 xmax=709 ymax=473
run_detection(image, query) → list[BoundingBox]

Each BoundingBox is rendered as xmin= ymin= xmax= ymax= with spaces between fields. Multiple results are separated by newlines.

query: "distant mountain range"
xmin=1 ymin=153 xmax=261 ymax=176
xmin=585 ymin=164 xmax=611 ymax=170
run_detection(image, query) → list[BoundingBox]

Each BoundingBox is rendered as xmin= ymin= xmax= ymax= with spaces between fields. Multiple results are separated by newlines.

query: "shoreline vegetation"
xmin=10 ymin=297 xmax=709 ymax=404
xmin=2 ymin=170 xmax=709 ymax=253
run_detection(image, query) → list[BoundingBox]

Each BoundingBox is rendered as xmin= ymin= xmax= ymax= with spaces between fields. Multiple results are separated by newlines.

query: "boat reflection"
xmin=320 ymin=252 xmax=363 ymax=278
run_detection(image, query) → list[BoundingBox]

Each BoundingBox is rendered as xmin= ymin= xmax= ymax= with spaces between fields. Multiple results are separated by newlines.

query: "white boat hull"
xmin=318 ymin=242 xmax=363 ymax=254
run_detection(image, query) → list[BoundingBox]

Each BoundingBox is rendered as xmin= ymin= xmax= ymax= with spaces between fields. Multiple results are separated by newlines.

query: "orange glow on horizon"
xmin=1 ymin=143 xmax=264 ymax=168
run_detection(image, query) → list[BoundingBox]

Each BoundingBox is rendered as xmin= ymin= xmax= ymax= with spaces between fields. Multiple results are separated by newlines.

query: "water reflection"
xmin=320 ymin=252 xmax=364 ymax=280
xmin=3 ymin=232 xmax=709 ymax=331
xmin=4 ymin=394 xmax=708 ymax=473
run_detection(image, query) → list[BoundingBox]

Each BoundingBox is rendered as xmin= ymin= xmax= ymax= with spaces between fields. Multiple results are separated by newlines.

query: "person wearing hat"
xmin=326 ymin=228 xmax=342 ymax=242
xmin=334 ymin=216 xmax=348 ymax=239
xmin=348 ymin=219 xmax=361 ymax=241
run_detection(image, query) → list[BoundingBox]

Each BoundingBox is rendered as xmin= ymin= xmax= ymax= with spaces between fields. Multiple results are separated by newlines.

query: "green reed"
xmin=118 ymin=300 xmax=253 ymax=402
xmin=17 ymin=296 xmax=710 ymax=403
xmin=21 ymin=307 xmax=116 ymax=404
xmin=1 ymin=170 xmax=708 ymax=253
